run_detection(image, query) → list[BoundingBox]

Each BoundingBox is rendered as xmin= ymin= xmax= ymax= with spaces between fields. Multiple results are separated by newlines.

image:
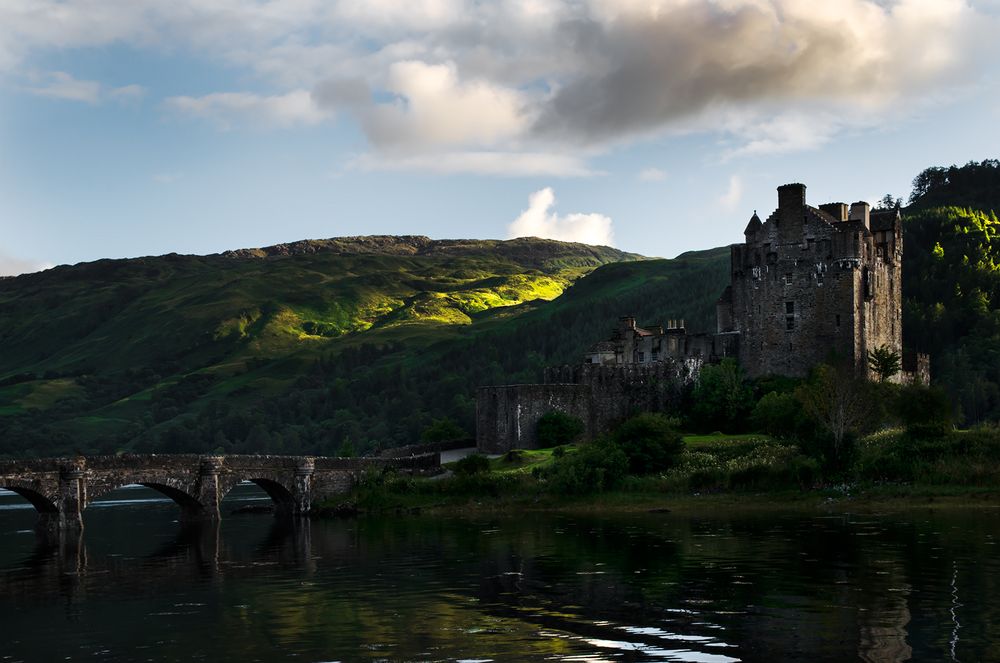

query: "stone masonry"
xmin=721 ymin=183 xmax=906 ymax=378
xmin=476 ymin=182 xmax=929 ymax=453
xmin=0 ymin=453 xmax=438 ymax=538
xmin=477 ymin=360 xmax=699 ymax=453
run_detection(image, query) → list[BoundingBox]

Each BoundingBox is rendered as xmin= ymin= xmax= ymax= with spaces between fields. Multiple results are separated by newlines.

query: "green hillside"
xmin=900 ymin=160 xmax=1000 ymax=425
xmin=3 ymin=159 xmax=998 ymax=459
xmin=1 ymin=236 xmax=724 ymax=457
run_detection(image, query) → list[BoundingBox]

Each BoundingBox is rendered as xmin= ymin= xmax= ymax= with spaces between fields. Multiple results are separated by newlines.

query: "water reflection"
xmin=1 ymin=486 xmax=999 ymax=662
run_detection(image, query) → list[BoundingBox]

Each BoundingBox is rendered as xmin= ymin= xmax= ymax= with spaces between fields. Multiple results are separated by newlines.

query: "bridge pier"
xmin=0 ymin=452 xmax=440 ymax=537
xmin=193 ymin=456 xmax=224 ymax=522
xmin=32 ymin=461 xmax=86 ymax=543
xmin=292 ymin=458 xmax=315 ymax=517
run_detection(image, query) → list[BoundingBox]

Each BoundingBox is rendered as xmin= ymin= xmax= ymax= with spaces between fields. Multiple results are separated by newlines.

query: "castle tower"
xmin=727 ymin=183 xmax=903 ymax=378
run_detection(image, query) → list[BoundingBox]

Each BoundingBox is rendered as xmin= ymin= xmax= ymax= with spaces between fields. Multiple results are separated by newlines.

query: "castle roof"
xmin=807 ymin=205 xmax=840 ymax=226
xmin=870 ymin=209 xmax=901 ymax=232
xmin=744 ymin=211 xmax=762 ymax=235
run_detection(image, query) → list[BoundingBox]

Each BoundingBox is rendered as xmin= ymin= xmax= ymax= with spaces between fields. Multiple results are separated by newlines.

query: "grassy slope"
xmin=0 ymin=237 xmax=685 ymax=454
xmin=0 ymin=238 xmax=730 ymax=456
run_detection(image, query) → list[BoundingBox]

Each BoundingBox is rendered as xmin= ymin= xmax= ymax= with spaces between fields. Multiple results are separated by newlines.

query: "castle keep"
xmin=477 ymin=183 xmax=929 ymax=453
xmin=724 ymin=183 xmax=904 ymax=378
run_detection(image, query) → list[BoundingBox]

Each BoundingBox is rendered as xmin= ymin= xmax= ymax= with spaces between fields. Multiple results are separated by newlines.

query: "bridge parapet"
xmin=0 ymin=452 xmax=439 ymax=539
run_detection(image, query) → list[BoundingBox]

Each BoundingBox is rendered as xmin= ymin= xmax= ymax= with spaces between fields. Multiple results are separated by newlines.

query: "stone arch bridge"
xmin=0 ymin=453 xmax=438 ymax=535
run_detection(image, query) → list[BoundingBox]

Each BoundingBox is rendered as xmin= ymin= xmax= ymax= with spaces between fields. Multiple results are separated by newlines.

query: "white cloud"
xmin=0 ymin=0 xmax=995 ymax=171
xmin=321 ymin=60 xmax=530 ymax=150
xmin=164 ymin=90 xmax=329 ymax=128
xmin=638 ymin=167 xmax=667 ymax=182
xmin=23 ymin=71 xmax=143 ymax=105
xmin=109 ymin=84 xmax=146 ymax=103
xmin=507 ymin=187 xmax=614 ymax=246
xmin=0 ymin=251 xmax=53 ymax=277
xmin=351 ymin=151 xmax=597 ymax=177
xmin=718 ymin=175 xmax=745 ymax=211
xmin=26 ymin=71 xmax=100 ymax=103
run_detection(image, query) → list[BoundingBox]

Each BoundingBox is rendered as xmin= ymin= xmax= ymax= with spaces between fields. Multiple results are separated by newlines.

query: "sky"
xmin=1 ymin=0 xmax=999 ymax=275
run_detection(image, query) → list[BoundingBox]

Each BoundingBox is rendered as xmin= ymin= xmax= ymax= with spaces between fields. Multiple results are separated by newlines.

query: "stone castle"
xmin=476 ymin=183 xmax=930 ymax=453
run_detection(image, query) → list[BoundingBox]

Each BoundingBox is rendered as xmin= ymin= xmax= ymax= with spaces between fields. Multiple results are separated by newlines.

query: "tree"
xmin=876 ymin=194 xmax=902 ymax=210
xmin=796 ymin=364 xmax=874 ymax=467
xmin=867 ymin=345 xmax=902 ymax=382
xmin=338 ymin=436 xmax=357 ymax=458
xmin=536 ymin=411 xmax=585 ymax=448
xmin=420 ymin=417 xmax=466 ymax=444
xmin=751 ymin=391 xmax=809 ymax=438
xmin=690 ymin=358 xmax=754 ymax=432
xmin=611 ymin=413 xmax=685 ymax=474
xmin=895 ymin=384 xmax=953 ymax=438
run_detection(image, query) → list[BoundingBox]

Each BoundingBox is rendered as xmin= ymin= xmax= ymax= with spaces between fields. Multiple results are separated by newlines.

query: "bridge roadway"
xmin=0 ymin=453 xmax=438 ymax=536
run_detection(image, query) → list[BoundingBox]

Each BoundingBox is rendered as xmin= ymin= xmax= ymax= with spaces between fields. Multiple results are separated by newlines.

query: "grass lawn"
xmin=443 ymin=446 xmax=569 ymax=475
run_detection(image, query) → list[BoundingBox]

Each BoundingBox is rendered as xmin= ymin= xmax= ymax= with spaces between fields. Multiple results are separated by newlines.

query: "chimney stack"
xmin=849 ymin=201 xmax=871 ymax=229
xmin=820 ymin=202 xmax=848 ymax=222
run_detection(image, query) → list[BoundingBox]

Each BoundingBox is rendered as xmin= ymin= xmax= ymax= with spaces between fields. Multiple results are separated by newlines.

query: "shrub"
xmin=502 ymin=449 xmax=525 ymax=464
xmin=543 ymin=439 xmax=627 ymax=494
xmin=611 ymin=413 xmax=685 ymax=474
xmin=750 ymin=391 xmax=808 ymax=438
xmin=895 ymin=385 xmax=952 ymax=438
xmin=536 ymin=411 xmax=585 ymax=448
xmin=453 ymin=453 xmax=490 ymax=476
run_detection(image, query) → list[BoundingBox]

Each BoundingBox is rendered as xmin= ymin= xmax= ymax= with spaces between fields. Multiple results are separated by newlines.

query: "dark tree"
xmin=611 ymin=413 xmax=684 ymax=474
xmin=536 ymin=411 xmax=585 ymax=448
xmin=867 ymin=345 xmax=902 ymax=382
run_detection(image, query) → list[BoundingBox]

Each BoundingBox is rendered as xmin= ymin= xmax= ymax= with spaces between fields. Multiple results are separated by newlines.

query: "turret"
xmin=777 ymin=183 xmax=806 ymax=211
xmin=744 ymin=210 xmax=762 ymax=238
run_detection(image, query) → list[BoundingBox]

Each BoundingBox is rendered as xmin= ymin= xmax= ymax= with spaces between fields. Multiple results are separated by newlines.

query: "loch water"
xmin=1 ymin=486 xmax=999 ymax=662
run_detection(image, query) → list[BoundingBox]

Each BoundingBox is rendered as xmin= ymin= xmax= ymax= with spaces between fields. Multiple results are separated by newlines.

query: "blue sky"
xmin=1 ymin=0 xmax=998 ymax=275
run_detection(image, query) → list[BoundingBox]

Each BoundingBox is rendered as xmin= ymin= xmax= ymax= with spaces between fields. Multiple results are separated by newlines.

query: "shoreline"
xmin=314 ymin=483 xmax=1000 ymax=519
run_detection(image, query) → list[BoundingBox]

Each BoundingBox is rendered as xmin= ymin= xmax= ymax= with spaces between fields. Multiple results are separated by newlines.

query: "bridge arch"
xmin=86 ymin=479 xmax=206 ymax=518
xmin=0 ymin=483 xmax=58 ymax=514
xmin=221 ymin=476 xmax=296 ymax=515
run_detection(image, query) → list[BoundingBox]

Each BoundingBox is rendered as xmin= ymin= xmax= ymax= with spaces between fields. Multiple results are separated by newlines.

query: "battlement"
xmin=476 ymin=180 xmax=927 ymax=453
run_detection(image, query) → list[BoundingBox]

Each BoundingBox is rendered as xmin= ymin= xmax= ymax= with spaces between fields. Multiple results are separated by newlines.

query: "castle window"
xmin=637 ymin=351 xmax=645 ymax=363
xmin=784 ymin=273 xmax=793 ymax=286
xmin=785 ymin=301 xmax=795 ymax=331
xmin=836 ymin=314 xmax=841 ymax=328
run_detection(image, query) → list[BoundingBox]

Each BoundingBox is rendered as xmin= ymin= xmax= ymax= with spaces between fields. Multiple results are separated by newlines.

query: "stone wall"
xmin=901 ymin=352 xmax=931 ymax=386
xmin=476 ymin=384 xmax=592 ymax=454
xmin=0 ymin=453 xmax=440 ymax=537
xmin=378 ymin=438 xmax=473 ymax=458
xmin=477 ymin=360 xmax=700 ymax=453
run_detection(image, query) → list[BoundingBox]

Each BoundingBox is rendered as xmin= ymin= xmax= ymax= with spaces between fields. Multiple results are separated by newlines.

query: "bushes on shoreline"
xmin=342 ymin=424 xmax=1000 ymax=512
